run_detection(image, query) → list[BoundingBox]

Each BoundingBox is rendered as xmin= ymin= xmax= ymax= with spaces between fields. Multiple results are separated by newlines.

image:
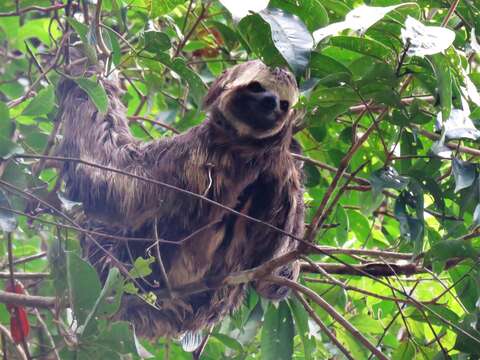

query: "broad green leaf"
xmin=67 ymin=252 xmax=102 ymax=325
xmin=143 ymin=30 xmax=171 ymax=54
xmin=211 ymin=333 xmax=243 ymax=352
xmin=239 ymin=13 xmax=286 ymax=70
xmin=95 ymin=321 xmax=140 ymax=356
xmin=261 ymin=301 xmax=294 ymax=360
xmin=309 ymin=52 xmax=352 ymax=79
xmin=409 ymin=304 xmax=459 ymax=327
xmin=429 ymin=54 xmax=452 ymax=123
xmin=392 ymin=340 xmax=416 ymax=360
xmin=22 ymin=85 xmax=55 ymax=116
xmin=147 ymin=0 xmax=185 ymax=18
xmin=426 ymin=239 xmax=478 ymax=267
xmin=82 ymin=267 xmax=124 ymax=338
xmin=74 ymin=77 xmax=109 ymax=114
xmin=288 ymin=298 xmax=315 ymax=360
xmin=329 ymin=36 xmax=393 ymax=61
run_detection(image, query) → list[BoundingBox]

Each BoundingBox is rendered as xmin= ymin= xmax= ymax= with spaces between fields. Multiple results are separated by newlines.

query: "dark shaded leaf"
xmin=143 ymin=30 xmax=171 ymax=54
xmin=370 ymin=167 xmax=410 ymax=191
xmin=454 ymin=315 xmax=480 ymax=355
xmin=452 ymin=158 xmax=477 ymax=193
xmin=258 ymin=8 xmax=314 ymax=75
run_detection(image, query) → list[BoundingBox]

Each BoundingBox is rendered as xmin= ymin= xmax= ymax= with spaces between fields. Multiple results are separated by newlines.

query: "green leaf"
xmin=82 ymin=267 xmax=124 ymax=338
xmin=66 ymin=18 xmax=98 ymax=63
xmin=429 ymin=54 xmax=452 ymax=123
xmin=74 ymin=77 xmax=109 ymax=114
xmin=329 ymin=36 xmax=393 ymax=61
xmin=0 ymin=102 xmax=13 ymax=136
xmin=128 ymin=256 xmax=155 ymax=279
xmin=454 ymin=315 xmax=480 ymax=355
xmin=47 ymin=235 xmax=67 ymax=298
xmin=269 ymin=0 xmax=329 ymax=32
xmin=257 ymin=8 xmax=314 ymax=75
xmin=426 ymin=239 xmax=478 ymax=269
xmin=67 ymin=252 xmax=102 ymax=325
xmin=261 ymin=301 xmax=294 ymax=360
xmin=309 ymin=52 xmax=352 ymax=79
xmin=409 ymin=304 xmax=459 ymax=327
xmin=95 ymin=321 xmax=140 ymax=356
xmin=392 ymin=340 xmax=416 ymax=360
xmin=22 ymin=85 xmax=55 ymax=116
xmin=452 ymin=158 xmax=477 ymax=193
xmin=288 ymin=298 xmax=315 ymax=360
xmin=0 ymin=189 xmax=17 ymax=232
xmin=143 ymin=30 xmax=171 ymax=54
xmin=211 ymin=333 xmax=243 ymax=352
xmin=147 ymin=0 xmax=184 ymax=17
xmin=304 ymin=163 xmax=321 ymax=187
xmin=238 ymin=14 xmax=288 ymax=70
xmin=154 ymin=53 xmax=206 ymax=106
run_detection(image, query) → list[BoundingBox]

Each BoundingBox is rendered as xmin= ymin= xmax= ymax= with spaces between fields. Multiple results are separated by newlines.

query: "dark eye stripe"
xmin=246 ymin=81 xmax=265 ymax=93
xmin=280 ymin=100 xmax=289 ymax=112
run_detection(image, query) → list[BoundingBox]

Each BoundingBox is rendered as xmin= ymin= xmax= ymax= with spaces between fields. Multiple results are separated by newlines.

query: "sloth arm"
xmin=57 ymin=80 xmax=191 ymax=228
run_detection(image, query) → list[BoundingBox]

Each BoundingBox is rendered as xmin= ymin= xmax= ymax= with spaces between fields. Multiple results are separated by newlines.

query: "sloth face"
xmin=229 ymin=80 xmax=290 ymax=131
xmin=204 ymin=60 xmax=299 ymax=139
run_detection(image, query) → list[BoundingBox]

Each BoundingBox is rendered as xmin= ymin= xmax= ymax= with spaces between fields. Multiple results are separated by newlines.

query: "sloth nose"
xmin=259 ymin=93 xmax=278 ymax=112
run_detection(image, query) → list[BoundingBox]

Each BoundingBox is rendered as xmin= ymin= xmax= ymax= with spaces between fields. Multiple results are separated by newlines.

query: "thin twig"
xmin=268 ymin=276 xmax=389 ymax=360
xmin=0 ymin=3 xmax=67 ymax=17
xmin=294 ymin=292 xmax=355 ymax=360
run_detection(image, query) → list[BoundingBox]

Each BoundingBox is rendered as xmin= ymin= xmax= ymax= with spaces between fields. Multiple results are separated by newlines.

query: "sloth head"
xmin=204 ymin=60 xmax=299 ymax=139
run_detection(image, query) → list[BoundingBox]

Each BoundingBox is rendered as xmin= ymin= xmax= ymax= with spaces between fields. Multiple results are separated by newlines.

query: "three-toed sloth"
xmin=56 ymin=60 xmax=305 ymax=339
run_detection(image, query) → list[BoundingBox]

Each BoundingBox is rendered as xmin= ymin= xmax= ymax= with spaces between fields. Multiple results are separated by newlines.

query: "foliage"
xmin=0 ymin=0 xmax=480 ymax=359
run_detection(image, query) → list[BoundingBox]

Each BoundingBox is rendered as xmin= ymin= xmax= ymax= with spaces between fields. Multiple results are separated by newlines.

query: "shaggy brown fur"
xmin=55 ymin=59 xmax=304 ymax=339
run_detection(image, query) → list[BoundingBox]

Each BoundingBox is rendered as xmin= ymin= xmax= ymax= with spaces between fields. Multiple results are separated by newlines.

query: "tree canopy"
xmin=0 ymin=0 xmax=480 ymax=359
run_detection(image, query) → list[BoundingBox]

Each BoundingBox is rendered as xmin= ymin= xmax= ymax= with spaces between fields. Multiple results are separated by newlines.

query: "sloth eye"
xmin=280 ymin=100 xmax=289 ymax=112
xmin=246 ymin=81 xmax=265 ymax=93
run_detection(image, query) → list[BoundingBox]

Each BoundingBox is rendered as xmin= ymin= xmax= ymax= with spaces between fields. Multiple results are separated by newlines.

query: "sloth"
xmin=55 ymin=59 xmax=305 ymax=340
